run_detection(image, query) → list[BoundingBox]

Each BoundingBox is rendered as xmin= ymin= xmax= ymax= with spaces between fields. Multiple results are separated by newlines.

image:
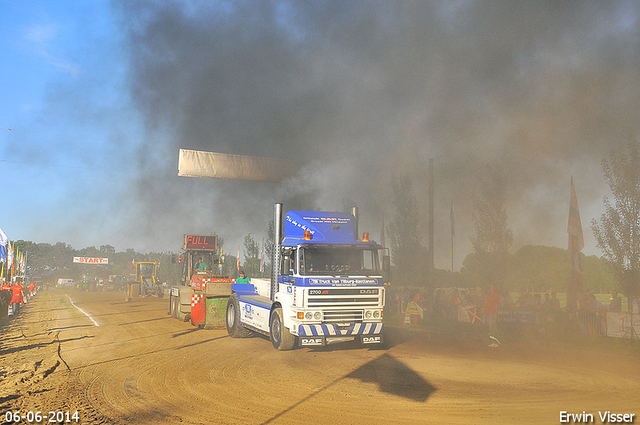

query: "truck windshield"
xmin=139 ymin=264 xmax=155 ymax=277
xmin=299 ymin=245 xmax=379 ymax=276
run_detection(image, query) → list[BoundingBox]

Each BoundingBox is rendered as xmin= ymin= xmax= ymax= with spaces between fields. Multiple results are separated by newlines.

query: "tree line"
xmin=386 ymin=140 xmax=640 ymax=296
xmin=8 ymin=241 xmax=179 ymax=285
xmin=11 ymin=139 xmax=640 ymax=296
xmin=8 ymin=239 xmax=269 ymax=286
xmin=10 ymin=234 xmax=616 ymax=293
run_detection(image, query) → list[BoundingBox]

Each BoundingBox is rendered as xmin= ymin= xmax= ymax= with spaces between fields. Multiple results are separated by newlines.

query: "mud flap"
xmin=190 ymin=293 xmax=206 ymax=326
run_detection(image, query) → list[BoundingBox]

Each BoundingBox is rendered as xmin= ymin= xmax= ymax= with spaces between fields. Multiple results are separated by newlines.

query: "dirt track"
xmin=1 ymin=289 xmax=639 ymax=425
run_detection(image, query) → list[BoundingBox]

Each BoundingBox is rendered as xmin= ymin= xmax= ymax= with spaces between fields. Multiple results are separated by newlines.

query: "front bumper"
xmin=297 ymin=322 xmax=383 ymax=337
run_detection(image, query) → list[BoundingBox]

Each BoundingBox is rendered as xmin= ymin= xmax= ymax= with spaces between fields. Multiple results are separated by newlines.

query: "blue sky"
xmin=2 ymin=1 xmax=639 ymax=270
xmin=2 ymin=0 xmax=141 ymax=250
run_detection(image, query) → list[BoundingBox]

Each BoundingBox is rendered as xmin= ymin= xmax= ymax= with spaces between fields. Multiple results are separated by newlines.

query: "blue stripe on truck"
xmin=298 ymin=323 xmax=383 ymax=336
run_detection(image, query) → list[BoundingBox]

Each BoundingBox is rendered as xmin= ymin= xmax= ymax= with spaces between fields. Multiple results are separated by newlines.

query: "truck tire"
xmin=270 ymin=307 xmax=296 ymax=351
xmin=170 ymin=294 xmax=179 ymax=318
xmin=226 ymin=293 xmax=251 ymax=338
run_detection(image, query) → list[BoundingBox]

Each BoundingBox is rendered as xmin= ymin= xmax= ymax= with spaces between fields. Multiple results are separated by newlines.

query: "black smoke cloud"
xmin=110 ymin=0 xmax=640 ymax=267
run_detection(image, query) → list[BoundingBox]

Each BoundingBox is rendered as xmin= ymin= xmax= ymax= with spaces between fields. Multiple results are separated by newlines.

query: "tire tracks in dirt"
xmin=3 ymin=290 xmax=640 ymax=425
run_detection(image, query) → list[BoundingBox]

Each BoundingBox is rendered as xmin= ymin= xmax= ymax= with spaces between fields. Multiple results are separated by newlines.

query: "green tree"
xmin=13 ymin=240 xmax=76 ymax=282
xmin=222 ymin=252 xmax=238 ymax=278
xmin=265 ymin=220 xmax=274 ymax=274
xmin=8 ymin=240 xmax=190 ymax=287
xmin=469 ymin=163 xmax=513 ymax=290
xmin=387 ymin=174 xmax=426 ymax=286
xmin=506 ymin=246 xmax=567 ymax=292
xmin=581 ymin=254 xmax=617 ymax=293
xmin=242 ymin=234 xmax=261 ymax=277
xmin=100 ymin=245 xmax=116 ymax=254
xmin=591 ymin=139 xmax=640 ymax=298
xmin=462 ymin=245 xmax=616 ymax=293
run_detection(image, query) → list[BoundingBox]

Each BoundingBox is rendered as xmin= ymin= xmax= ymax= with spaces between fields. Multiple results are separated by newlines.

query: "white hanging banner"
xmin=73 ymin=257 xmax=109 ymax=264
xmin=178 ymin=148 xmax=297 ymax=183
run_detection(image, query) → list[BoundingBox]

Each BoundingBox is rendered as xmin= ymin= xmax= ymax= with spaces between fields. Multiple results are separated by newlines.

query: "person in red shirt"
xmin=9 ymin=282 xmax=25 ymax=315
xmin=28 ymin=282 xmax=35 ymax=298
xmin=1 ymin=281 xmax=10 ymax=293
xmin=1 ymin=281 xmax=12 ymax=318
xmin=484 ymin=284 xmax=501 ymax=347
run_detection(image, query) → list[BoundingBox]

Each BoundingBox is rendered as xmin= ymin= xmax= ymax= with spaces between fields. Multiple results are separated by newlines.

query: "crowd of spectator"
xmin=388 ymin=286 xmax=630 ymax=336
xmin=0 ymin=278 xmax=39 ymax=319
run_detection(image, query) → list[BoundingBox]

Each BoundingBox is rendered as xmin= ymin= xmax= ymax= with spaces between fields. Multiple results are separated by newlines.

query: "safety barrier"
xmin=577 ymin=310 xmax=605 ymax=335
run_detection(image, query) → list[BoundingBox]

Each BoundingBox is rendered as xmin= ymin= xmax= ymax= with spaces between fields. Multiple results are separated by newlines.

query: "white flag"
xmin=0 ymin=228 xmax=7 ymax=261
xmin=7 ymin=241 xmax=13 ymax=269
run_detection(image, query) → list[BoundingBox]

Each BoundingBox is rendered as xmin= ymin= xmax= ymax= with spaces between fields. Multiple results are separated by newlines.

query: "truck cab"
xmin=226 ymin=205 xmax=387 ymax=350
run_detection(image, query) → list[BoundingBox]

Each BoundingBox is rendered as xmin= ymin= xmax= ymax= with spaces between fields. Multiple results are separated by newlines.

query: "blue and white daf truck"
xmin=226 ymin=203 xmax=389 ymax=350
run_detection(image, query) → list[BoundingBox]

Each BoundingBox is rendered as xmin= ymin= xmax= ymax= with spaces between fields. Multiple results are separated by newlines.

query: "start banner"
xmin=73 ymin=257 xmax=109 ymax=264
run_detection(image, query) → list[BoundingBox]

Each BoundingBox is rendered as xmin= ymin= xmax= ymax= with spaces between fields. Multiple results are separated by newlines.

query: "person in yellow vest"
xmin=405 ymin=293 xmax=423 ymax=325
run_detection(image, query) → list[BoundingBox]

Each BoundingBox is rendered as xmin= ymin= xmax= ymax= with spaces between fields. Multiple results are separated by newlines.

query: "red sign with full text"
xmin=183 ymin=234 xmax=217 ymax=251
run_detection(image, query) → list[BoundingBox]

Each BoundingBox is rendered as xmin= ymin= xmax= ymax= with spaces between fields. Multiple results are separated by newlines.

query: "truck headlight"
xmin=373 ymin=310 xmax=380 ymax=318
xmin=314 ymin=312 xmax=321 ymax=320
xmin=305 ymin=312 xmax=313 ymax=320
xmin=365 ymin=310 xmax=372 ymax=319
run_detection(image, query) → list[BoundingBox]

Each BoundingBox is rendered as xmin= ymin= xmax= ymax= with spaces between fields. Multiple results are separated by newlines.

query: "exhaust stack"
xmin=352 ymin=206 xmax=359 ymax=241
xmin=271 ymin=203 xmax=283 ymax=301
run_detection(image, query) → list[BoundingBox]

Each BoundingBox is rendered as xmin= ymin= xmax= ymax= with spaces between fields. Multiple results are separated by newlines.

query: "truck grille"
xmin=308 ymin=297 xmax=379 ymax=307
xmin=323 ymin=310 xmax=363 ymax=323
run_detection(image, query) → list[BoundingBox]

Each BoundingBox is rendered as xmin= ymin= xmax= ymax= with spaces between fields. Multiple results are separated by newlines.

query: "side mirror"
xmin=382 ymin=255 xmax=391 ymax=272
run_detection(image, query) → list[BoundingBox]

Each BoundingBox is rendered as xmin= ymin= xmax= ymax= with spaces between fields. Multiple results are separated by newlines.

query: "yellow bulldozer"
xmin=126 ymin=261 xmax=162 ymax=300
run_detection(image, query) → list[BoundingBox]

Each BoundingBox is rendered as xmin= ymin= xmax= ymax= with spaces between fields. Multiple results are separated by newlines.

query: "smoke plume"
xmin=99 ymin=0 xmax=640 ymax=267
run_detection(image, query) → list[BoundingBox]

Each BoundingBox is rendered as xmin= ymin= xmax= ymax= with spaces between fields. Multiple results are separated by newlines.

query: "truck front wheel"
xmin=168 ymin=294 xmax=176 ymax=317
xmin=226 ymin=293 xmax=251 ymax=338
xmin=270 ymin=307 xmax=296 ymax=351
